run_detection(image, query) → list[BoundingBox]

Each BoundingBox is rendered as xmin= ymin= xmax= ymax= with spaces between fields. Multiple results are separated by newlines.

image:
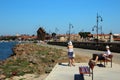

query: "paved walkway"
xmin=45 ymin=63 xmax=120 ymax=80
xmin=43 ymin=44 xmax=120 ymax=80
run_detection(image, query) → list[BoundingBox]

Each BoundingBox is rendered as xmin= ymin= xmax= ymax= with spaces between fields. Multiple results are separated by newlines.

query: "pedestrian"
xmin=67 ymin=41 xmax=75 ymax=66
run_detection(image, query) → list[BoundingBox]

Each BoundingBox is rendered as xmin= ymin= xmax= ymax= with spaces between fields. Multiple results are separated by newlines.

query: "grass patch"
xmin=0 ymin=43 xmax=89 ymax=79
xmin=0 ymin=43 xmax=67 ymax=78
xmin=0 ymin=58 xmax=33 ymax=78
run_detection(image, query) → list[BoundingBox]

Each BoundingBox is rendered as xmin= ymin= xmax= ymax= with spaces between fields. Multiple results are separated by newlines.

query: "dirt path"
xmin=43 ymin=44 xmax=120 ymax=65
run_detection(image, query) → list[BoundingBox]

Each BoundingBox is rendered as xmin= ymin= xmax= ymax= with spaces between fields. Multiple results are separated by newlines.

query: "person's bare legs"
xmin=68 ymin=58 xmax=72 ymax=66
xmin=95 ymin=56 xmax=98 ymax=63
xmin=89 ymin=56 xmax=98 ymax=65
xmin=92 ymin=56 xmax=98 ymax=65
xmin=71 ymin=58 xmax=75 ymax=66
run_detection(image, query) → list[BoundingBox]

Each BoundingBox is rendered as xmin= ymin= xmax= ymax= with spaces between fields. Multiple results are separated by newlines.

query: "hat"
xmin=106 ymin=45 xmax=109 ymax=48
xmin=68 ymin=41 xmax=72 ymax=45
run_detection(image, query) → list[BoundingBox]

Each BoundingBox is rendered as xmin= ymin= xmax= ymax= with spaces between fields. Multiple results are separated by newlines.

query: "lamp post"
xmin=92 ymin=13 xmax=103 ymax=49
xmin=96 ymin=13 xmax=103 ymax=42
xmin=68 ymin=23 xmax=73 ymax=41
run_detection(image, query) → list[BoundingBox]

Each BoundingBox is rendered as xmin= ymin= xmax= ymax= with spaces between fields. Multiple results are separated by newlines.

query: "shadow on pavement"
xmin=97 ymin=64 xmax=105 ymax=67
xmin=58 ymin=63 xmax=68 ymax=66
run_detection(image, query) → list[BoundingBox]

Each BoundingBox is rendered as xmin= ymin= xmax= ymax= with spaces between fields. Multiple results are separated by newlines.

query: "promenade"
xmin=44 ymin=44 xmax=120 ymax=80
xmin=45 ymin=63 xmax=120 ymax=80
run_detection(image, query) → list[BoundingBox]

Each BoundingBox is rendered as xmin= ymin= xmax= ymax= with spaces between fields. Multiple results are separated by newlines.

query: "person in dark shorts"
xmin=67 ymin=41 xmax=75 ymax=66
xmin=89 ymin=45 xmax=111 ymax=65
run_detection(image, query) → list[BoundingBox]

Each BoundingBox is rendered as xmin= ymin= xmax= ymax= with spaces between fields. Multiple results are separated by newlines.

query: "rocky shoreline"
xmin=0 ymin=43 xmax=89 ymax=80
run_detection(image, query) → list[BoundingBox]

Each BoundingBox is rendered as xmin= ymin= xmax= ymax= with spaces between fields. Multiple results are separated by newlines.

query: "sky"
xmin=0 ymin=0 xmax=120 ymax=35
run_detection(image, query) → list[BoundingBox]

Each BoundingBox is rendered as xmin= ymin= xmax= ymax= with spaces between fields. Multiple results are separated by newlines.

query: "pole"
xmin=96 ymin=13 xmax=103 ymax=49
xmin=96 ymin=13 xmax=99 ymax=42
xmin=69 ymin=23 xmax=71 ymax=41
xmin=96 ymin=13 xmax=103 ymax=42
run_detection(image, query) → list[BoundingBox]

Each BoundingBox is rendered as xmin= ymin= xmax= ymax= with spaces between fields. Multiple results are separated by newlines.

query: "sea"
xmin=0 ymin=41 xmax=18 ymax=60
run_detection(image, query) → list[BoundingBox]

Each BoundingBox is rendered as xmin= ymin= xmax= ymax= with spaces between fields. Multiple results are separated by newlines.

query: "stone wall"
xmin=48 ymin=42 xmax=120 ymax=53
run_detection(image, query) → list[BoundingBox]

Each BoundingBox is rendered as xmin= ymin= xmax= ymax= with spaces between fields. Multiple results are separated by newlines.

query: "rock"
xmin=0 ymin=61 xmax=4 ymax=65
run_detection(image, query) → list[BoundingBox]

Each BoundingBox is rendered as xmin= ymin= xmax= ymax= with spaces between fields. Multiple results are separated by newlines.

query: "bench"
xmin=79 ymin=61 xmax=95 ymax=80
xmin=93 ymin=54 xmax=113 ymax=67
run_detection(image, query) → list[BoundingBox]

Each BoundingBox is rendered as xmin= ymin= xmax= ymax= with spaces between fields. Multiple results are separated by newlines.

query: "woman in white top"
xmin=67 ymin=41 xmax=75 ymax=66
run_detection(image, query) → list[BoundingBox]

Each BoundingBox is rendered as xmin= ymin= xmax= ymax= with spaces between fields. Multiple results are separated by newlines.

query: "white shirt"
xmin=68 ymin=48 xmax=73 ymax=52
xmin=68 ymin=45 xmax=73 ymax=52
xmin=105 ymin=50 xmax=111 ymax=55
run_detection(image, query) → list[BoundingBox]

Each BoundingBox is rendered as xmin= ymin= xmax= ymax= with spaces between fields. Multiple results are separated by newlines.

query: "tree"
xmin=78 ymin=32 xmax=91 ymax=38
xmin=52 ymin=32 xmax=57 ymax=41
xmin=52 ymin=32 xmax=56 ymax=38
xmin=37 ymin=27 xmax=46 ymax=41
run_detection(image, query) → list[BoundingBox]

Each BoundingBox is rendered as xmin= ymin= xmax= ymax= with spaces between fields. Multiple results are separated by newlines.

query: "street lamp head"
xmin=101 ymin=18 xmax=103 ymax=22
xmin=92 ymin=28 xmax=94 ymax=31
xmin=99 ymin=16 xmax=103 ymax=22
xmin=97 ymin=15 xmax=103 ymax=22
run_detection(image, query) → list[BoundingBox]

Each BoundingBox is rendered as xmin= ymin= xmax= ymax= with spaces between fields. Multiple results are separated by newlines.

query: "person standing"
xmin=67 ymin=41 xmax=75 ymax=66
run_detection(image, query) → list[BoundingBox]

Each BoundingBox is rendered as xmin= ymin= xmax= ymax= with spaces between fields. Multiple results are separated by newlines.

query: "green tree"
xmin=78 ymin=32 xmax=91 ymax=38
xmin=52 ymin=32 xmax=57 ymax=41
xmin=37 ymin=27 xmax=46 ymax=41
xmin=52 ymin=32 xmax=56 ymax=38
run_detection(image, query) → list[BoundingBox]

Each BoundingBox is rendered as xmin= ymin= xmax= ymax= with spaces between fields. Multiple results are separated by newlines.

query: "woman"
xmin=90 ymin=45 xmax=111 ymax=65
xmin=67 ymin=41 xmax=75 ymax=66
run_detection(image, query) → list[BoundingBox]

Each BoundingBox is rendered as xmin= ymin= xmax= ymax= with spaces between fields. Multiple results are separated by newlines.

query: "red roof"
xmin=114 ymin=38 xmax=120 ymax=41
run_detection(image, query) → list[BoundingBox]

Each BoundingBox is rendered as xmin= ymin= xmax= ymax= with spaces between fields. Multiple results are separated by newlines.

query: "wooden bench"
xmin=93 ymin=54 xmax=113 ymax=67
xmin=79 ymin=61 xmax=95 ymax=80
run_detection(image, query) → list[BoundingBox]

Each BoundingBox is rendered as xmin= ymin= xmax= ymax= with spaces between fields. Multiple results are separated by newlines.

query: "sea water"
xmin=0 ymin=41 xmax=17 ymax=60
